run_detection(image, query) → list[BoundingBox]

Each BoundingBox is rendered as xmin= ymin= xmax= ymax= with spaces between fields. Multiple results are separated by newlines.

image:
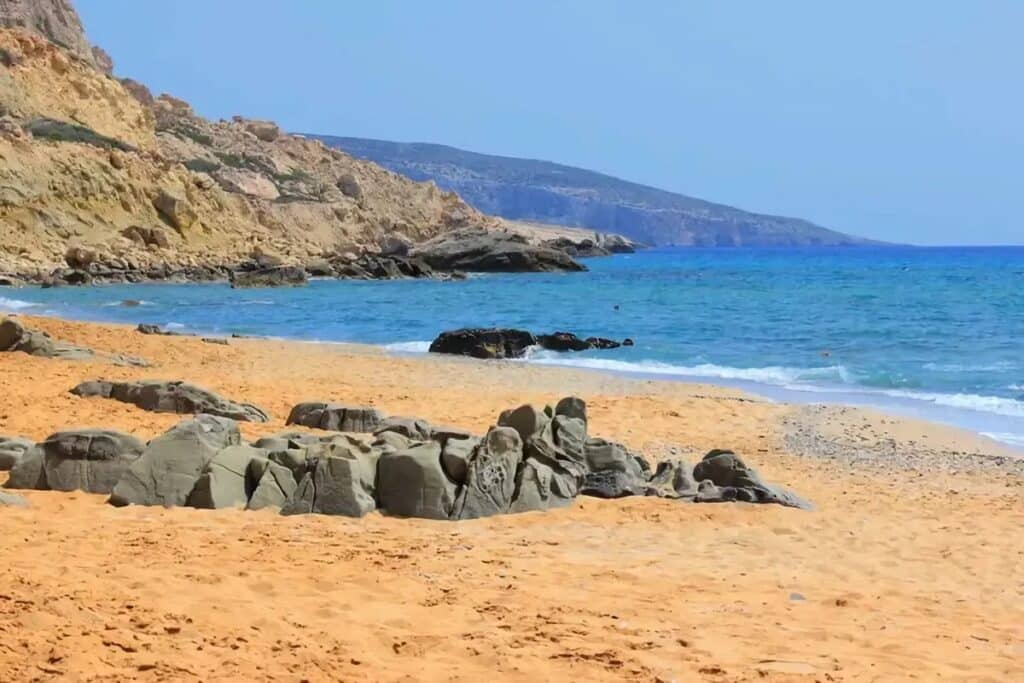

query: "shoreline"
xmin=4 ymin=296 xmax=1024 ymax=454
xmin=2 ymin=314 xmax=1022 ymax=680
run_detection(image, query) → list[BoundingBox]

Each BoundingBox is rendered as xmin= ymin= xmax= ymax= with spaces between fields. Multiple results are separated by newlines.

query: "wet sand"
xmin=1 ymin=315 xmax=1022 ymax=681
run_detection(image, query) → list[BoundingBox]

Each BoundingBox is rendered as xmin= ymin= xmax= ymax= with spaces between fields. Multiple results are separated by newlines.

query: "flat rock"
xmin=412 ymin=228 xmax=587 ymax=273
xmin=109 ymin=415 xmax=241 ymax=507
xmin=286 ymin=402 xmax=385 ymax=432
xmin=72 ymin=379 xmax=269 ymax=423
xmin=1 ymin=318 xmax=148 ymax=366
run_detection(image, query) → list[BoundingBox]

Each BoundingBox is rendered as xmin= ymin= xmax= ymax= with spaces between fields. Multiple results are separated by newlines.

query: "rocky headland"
xmin=0 ymin=0 xmax=634 ymax=288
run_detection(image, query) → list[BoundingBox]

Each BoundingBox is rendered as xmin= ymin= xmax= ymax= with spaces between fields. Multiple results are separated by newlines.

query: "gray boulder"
xmin=0 ymin=435 xmax=33 ymax=471
xmin=692 ymin=450 xmax=811 ymax=509
xmin=580 ymin=469 xmax=648 ymax=499
xmin=40 ymin=429 xmax=145 ymax=494
xmin=554 ymin=396 xmax=587 ymax=425
xmin=246 ymin=458 xmax=298 ymax=511
xmin=109 ymin=415 xmax=241 ymax=507
xmin=451 ymin=426 xmax=523 ymax=520
xmin=440 ymin=436 xmax=477 ymax=484
xmin=280 ymin=452 xmax=377 ymax=518
xmin=377 ymin=442 xmax=458 ymax=520
xmin=186 ymin=445 xmax=267 ymax=509
xmin=580 ymin=437 xmax=649 ymax=498
xmin=497 ymin=404 xmax=549 ymax=442
xmin=645 ymin=459 xmax=698 ymax=499
xmin=373 ymin=415 xmax=434 ymax=441
xmin=71 ymin=379 xmax=270 ymax=422
xmin=286 ymin=402 xmax=385 ymax=432
xmin=0 ymin=491 xmax=28 ymax=507
xmin=510 ymin=457 xmax=576 ymax=514
xmin=3 ymin=446 xmax=45 ymax=490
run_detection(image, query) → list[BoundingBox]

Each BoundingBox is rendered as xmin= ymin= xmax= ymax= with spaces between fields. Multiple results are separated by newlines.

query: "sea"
xmin=3 ymin=246 xmax=1023 ymax=449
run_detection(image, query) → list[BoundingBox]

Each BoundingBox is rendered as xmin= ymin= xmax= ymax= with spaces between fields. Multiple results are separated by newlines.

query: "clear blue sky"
xmin=77 ymin=0 xmax=1023 ymax=245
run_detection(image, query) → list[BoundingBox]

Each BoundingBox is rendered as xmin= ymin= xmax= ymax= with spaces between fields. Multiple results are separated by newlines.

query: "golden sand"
xmin=1 ymin=316 xmax=1021 ymax=681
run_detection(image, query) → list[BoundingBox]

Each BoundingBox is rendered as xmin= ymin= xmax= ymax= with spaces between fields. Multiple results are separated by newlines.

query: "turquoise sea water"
xmin=3 ymin=247 xmax=1023 ymax=448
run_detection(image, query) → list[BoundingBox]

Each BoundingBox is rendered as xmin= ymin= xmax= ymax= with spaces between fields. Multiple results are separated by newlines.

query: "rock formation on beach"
xmin=0 ymin=0 xmax=620 ymax=285
xmin=1 ymin=317 xmax=148 ymax=365
xmin=4 ymin=396 xmax=811 ymax=515
xmin=429 ymin=328 xmax=632 ymax=359
xmin=71 ymin=379 xmax=270 ymax=423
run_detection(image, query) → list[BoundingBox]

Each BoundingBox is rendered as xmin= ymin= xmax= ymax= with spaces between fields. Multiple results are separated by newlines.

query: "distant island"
xmin=313 ymin=136 xmax=877 ymax=248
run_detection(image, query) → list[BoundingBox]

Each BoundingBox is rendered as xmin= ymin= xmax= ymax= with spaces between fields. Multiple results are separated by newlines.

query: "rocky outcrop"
xmin=108 ymin=415 xmax=241 ymax=507
xmin=229 ymin=266 xmax=308 ymax=288
xmin=0 ymin=318 xmax=148 ymax=366
xmin=0 ymin=14 xmax=512 ymax=282
xmin=71 ymin=379 xmax=270 ymax=423
xmin=429 ymin=328 xmax=632 ymax=359
xmin=0 ymin=0 xmax=111 ymax=72
xmin=4 ymin=394 xmax=809 ymax=516
xmin=429 ymin=328 xmax=538 ymax=360
xmin=541 ymin=234 xmax=637 ymax=258
xmin=411 ymin=228 xmax=586 ymax=273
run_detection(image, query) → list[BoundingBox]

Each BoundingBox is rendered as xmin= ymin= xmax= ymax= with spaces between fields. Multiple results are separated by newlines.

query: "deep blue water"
xmin=3 ymin=247 xmax=1023 ymax=448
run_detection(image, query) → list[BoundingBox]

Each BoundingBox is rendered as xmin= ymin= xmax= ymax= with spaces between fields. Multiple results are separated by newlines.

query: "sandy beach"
xmin=1 ymin=315 xmax=1022 ymax=681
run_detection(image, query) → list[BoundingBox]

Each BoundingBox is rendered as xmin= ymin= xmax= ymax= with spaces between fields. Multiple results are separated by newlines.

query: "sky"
xmin=76 ymin=1 xmax=1024 ymax=246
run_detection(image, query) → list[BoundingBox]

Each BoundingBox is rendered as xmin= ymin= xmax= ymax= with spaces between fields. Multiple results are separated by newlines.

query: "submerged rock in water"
xmin=429 ymin=327 xmax=630 ymax=359
xmin=71 ymin=379 xmax=269 ymax=423
xmin=429 ymin=328 xmax=537 ymax=359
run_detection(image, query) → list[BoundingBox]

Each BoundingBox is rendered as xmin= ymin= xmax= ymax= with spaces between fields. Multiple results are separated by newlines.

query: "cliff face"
xmin=0 ymin=0 xmax=109 ymax=72
xmin=317 ymin=137 xmax=876 ymax=248
xmin=0 ymin=2 xmax=498 ymax=277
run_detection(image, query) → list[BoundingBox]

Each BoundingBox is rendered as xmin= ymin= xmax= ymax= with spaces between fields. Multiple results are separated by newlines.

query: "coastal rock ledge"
xmin=429 ymin=328 xmax=633 ymax=359
xmin=3 ymin=397 xmax=811 ymax=517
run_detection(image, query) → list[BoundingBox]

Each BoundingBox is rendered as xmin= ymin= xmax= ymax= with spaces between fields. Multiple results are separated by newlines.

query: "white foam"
xmin=879 ymin=389 xmax=1024 ymax=418
xmin=0 ymin=296 xmax=38 ymax=311
xmin=980 ymin=432 xmax=1024 ymax=449
xmin=384 ymin=340 xmax=432 ymax=353
xmin=164 ymin=322 xmax=186 ymax=330
xmin=524 ymin=353 xmax=852 ymax=386
xmin=924 ymin=361 xmax=1017 ymax=372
